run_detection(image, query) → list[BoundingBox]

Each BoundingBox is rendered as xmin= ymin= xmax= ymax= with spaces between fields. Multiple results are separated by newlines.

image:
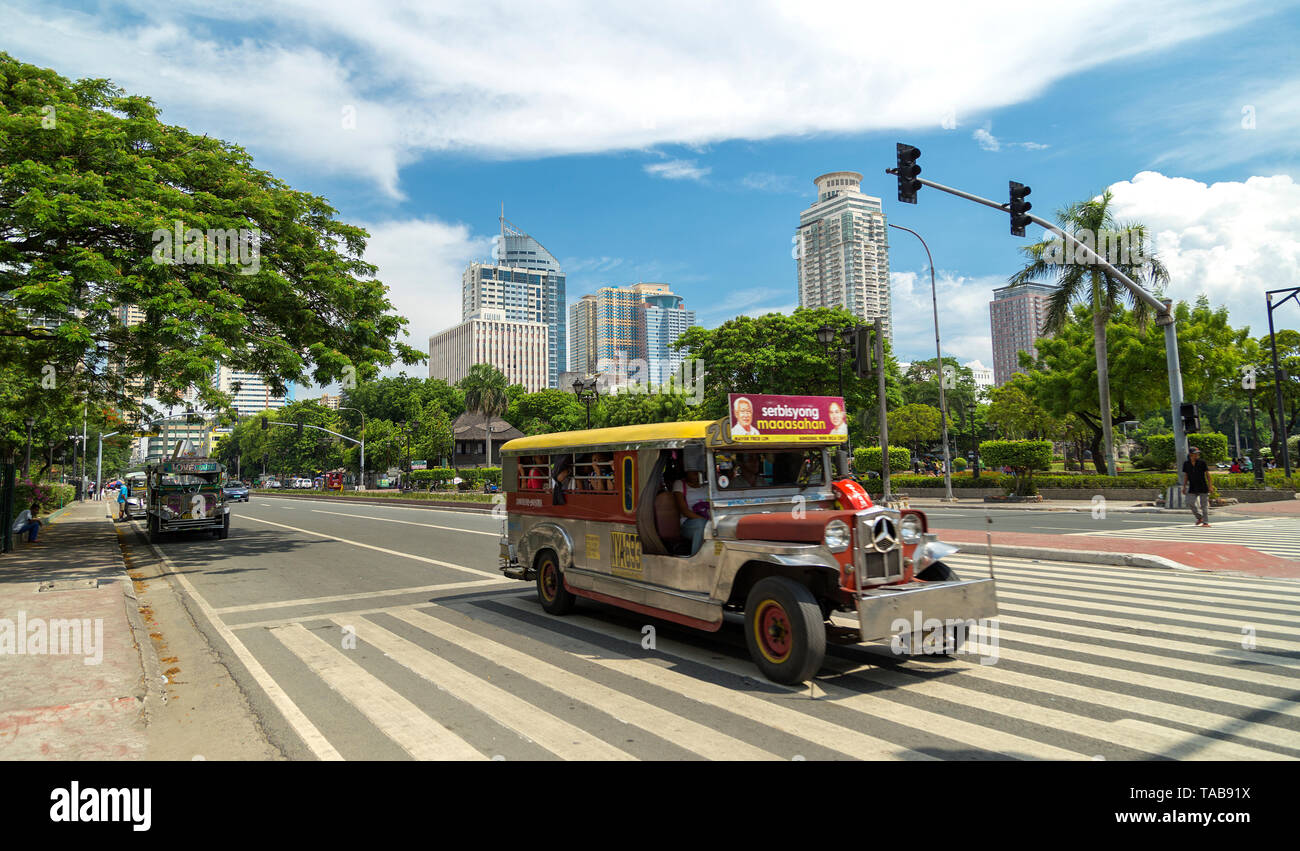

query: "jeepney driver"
xmin=828 ymin=401 xmax=848 ymax=436
xmin=732 ymin=397 xmax=761 ymax=436
xmin=672 ymin=469 xmax=710 ymax=556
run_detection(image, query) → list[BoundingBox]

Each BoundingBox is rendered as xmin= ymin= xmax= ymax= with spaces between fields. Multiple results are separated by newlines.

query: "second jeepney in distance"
xmin=498 ymin=394 xmax=998 ymax=684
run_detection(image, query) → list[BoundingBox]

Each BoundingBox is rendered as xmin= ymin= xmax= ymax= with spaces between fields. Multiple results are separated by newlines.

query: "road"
xmin=125 ymin=496 xmax=1300 ymax=760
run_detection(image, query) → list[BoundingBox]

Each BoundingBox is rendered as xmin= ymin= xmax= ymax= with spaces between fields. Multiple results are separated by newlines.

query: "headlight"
xmin=824 ymin=519 xmax=851 ymax=553
xmin=900 ymin=514 xmax=923 ymax=545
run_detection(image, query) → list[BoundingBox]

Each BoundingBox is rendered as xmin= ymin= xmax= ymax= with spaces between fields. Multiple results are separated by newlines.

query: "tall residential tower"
xmin=795 ymin=171 xmax=892 ymax=340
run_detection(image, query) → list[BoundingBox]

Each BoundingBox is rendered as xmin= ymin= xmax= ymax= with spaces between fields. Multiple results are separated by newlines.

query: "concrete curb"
xmin=955 ymin=541 xmax=1197 ymax=572
xmin=112 ymin=516 xmax=169 ymax=723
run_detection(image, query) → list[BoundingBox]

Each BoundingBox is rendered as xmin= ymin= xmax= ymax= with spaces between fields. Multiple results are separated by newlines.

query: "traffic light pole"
xmin=874 ymin=318 xmax=891 ymax=501
xmin=1265 ymin=287 xmax=1297 ymax=478
xmin=895 ymin=172 xmax=1187 ymax=482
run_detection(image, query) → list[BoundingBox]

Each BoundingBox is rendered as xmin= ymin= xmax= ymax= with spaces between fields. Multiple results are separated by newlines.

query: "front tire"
xmin=917 ymin=560 xmax=958 ymax=582
xmin=744 ymin=576 xmax=826 ymax=685
xmin=536 ymin=550 xmax=577 ymax=615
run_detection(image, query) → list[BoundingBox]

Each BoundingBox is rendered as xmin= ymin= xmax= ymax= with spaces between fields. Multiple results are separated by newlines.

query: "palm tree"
xmin=459 ymin=363 xmax=509 ymax=467
xmin=1008 ymin=189 xmax=1169 ymax=475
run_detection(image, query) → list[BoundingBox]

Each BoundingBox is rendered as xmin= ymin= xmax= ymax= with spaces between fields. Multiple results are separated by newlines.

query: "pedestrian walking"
xmin=12 ymin=502 xmax=42 ymax=544
xmin=115 ymin=479 xmax=128 ymax=521
xmin=1181 ymin=445 xmax=1212 ymax=527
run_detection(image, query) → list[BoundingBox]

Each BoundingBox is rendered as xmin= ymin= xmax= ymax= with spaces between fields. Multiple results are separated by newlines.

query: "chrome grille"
xmin=855 ymin=511 xmax=904 ymax=585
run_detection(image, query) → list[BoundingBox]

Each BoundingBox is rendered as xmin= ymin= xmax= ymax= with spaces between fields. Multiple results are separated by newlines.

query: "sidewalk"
xmin=901 ymin=493 xmax=1298 ymax=514
xmin=0 ymin=500 xmax=148 ymax=759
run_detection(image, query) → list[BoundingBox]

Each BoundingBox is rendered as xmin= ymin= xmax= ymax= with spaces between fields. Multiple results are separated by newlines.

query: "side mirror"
xmin=683 ymin=445 xmax=707 ymax=473
xmin=835 ymin=450 xmax=850 ymax=478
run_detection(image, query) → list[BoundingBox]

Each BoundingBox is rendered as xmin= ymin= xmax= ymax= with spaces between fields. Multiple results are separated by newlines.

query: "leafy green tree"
xmin=265 ymin=401 xmax=344 ymax=476
xmin=411 ymin=401 xmax=453 ymax=467
xmin=674 ymin=307 xmax=903 ymax=446
xmin=984 ymin=375 xmax=1054 ymax=440
xmin=595 ymin=389 xmax=708 ymax=428
xmin=1007 ymin=189 xmax=1168 ymax=475
xmin=887 ymin=403 xmax=941 ymax=455
xmin=506 ymin=388 xmax=588 ymax=435
xmin=0 ymin=53 xmax=422 ymax=426
xmin=980 ymin=439 xmax=1052 ymax=496
xmin=459 ymin=363 xmax=510 ymax=466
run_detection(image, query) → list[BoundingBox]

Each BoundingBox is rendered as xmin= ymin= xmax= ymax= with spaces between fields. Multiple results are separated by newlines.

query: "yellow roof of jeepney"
xmin=500 ymin=420 xmax=845 ymax=453
xmin=501 ymin=421 xmax=713 ymax=453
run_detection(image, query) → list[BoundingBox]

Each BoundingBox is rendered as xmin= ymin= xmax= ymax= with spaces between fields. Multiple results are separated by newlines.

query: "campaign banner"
xmin=727 ymin=394 xmax=849 ymax=442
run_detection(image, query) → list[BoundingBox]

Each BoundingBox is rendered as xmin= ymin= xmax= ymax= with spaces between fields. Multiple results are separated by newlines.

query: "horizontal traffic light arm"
xmin=898 ymin=173 xmax=1169 ymax=318
xmin=265 ymin=421 xmax=362 ymax=446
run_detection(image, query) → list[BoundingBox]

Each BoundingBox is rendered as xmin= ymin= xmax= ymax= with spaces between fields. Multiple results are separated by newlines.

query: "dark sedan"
xmin=222 ymin=482 xmax=250 ymax=502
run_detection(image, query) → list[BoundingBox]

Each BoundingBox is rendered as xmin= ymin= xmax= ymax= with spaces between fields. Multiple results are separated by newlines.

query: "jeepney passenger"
xmin=671 ymin=469 xmax=709 ymax=556
xmin=592 ymin=452 xmax=614 ymax=491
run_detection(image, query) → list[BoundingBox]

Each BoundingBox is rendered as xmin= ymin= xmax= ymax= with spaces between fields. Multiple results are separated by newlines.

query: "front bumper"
xmin=855 ymin=577 xmax=998 ymax=641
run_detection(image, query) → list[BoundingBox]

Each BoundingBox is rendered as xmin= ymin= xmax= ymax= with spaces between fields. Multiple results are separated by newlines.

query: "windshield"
xmin=713 ymin=449 xmax=825 ymax=491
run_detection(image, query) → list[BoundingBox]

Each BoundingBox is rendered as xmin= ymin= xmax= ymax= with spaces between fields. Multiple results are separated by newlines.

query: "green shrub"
xmin=853 ymin=446 xmax=911 ymax=474
xmin=13 ymin=480 xmax=76 ymax=514
xmin=1146 ymin=432 xmax=1228 ymax=468
xmin=953 ymin=456 xmax=968 ymax=471
xmin=979 ymin=440 xmax=1052 ymax=496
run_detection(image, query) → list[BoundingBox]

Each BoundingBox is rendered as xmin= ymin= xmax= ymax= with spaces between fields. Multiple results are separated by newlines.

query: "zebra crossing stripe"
xmin=946 ymin=555 xmax=1300 ymax=593
xmin=484 ymin=598 xmax=938 ymax=761
xmin=270 ymin=623 xmax=486 ymax=761
xmin=885 ymin=653 xmax=1300 ymax=754
xmin=389 ymin=608 xmax=781 ymax=760
xmin=979 ymin=638 xmax=1300 ymax=722
xmin=995 ymin=588 xmax=1294 ymax=635
xmin=329 ymin=616 xmax=635 ymax=761
xmin=994 ymin=599 xmax=1300 ymax=652
xmin=946 ymin=558 xmax=1300 ymax=606
xmin=995 ymin=614 xmax=1300 ymax=688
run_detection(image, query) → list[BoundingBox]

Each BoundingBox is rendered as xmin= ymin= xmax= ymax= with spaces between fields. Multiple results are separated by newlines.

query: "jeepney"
xmin=498 ymin=397 xmax=997 ymax=685
xmin=122 ymin=471 xmax=148 ymax=521
xmin=143 ymin=457 xmax=231 ymax=543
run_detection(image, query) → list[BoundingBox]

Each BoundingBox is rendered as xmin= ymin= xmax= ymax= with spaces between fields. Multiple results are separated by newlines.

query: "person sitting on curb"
xmin=12 ymin=502 xmax=42 ymax=545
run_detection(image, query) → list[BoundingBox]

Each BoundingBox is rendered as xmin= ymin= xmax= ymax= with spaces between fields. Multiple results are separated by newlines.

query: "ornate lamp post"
xmin=23 ymin=417 xmax=34 ymax=478
xmin=573 ymin=377 xmax=599 ymax=428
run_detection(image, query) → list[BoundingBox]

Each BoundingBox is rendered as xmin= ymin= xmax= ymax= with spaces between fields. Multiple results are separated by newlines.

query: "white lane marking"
xmin=1109 ymin=719 xmax=1292 ymax=761
xmin=392 ymin=608 xmax=779 ymax=760
xmin=135 ymin=532 xmax=343 ymax=760
xmin=227 ymin=588 xmax=525 ymax=631
xmin=310 ymin=508 xmax=499 ymax=536
xmin=270 ymin=623 xmax=486 ymax=761
xmin=255 ymin=496 xmax=494 ymax=518
xmin=945 ymin=554 xmax=1300 ymax=590
xmin=334 ymin=616 xmax=634 ymax=761
xmin=214 ymin=578 xmax=514 ymax=614
xmin=241 ymin=515 xmax=500 ymax=578
xmin=994 ymin=586 xmax=1297 ymax=633
xmin=483 ymin=599 xmax=936 ymax=762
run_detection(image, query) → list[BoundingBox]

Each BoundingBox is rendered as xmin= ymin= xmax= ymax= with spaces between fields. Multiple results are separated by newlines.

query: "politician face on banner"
xmin=731 ymin=396 xmax=761 ymax=436
xmin=828 ymin=401 xmax=848 ymax=435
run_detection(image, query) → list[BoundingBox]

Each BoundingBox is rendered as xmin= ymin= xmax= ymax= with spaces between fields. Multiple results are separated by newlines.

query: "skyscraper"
xmin=429 ymin=309 xmax=549 ymax=392
xmin=568 ymin=283 xmax=696 ymax=387
xmin=796 ymin=171 xmax=892 ymax=340
xmin=460 ymin=213 xmax=566 ymax=387
xmin=989 ymin=283 xmax=1055 ymax=385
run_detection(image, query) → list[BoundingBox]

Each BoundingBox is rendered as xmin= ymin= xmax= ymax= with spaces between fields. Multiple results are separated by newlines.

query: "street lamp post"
xmin=816 ymin=324 xmax=852 ymax=398
xmin=573 ymin=377 xmax=599 ymax=429
xmin=889 ymin=223 xmax=954 ymax=501
xmin=23 ymin=417 xmax=34 ymax=478
xmin=966 ymin=403 xmax=979 ymax=481
xmin=337 ymin=406 xmax=366 ymax=490
xmin=1248 ymin=388 xmax=1265 ymax=485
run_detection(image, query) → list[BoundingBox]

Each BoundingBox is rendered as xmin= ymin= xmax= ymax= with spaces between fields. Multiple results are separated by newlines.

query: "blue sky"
xmin=5 ymin=0 xmax=1299 ymax=395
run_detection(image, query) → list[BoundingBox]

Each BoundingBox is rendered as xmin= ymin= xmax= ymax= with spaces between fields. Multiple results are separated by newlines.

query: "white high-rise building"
xmin=218 ymin=366 xmax=293 ymax=415
xmin=429 ymin=309 xmax=549 ymax=392
xmin=795 ymin=171 xmax=891 ymax=340
xmin=964 ymin=360 xmax=995 ymax=391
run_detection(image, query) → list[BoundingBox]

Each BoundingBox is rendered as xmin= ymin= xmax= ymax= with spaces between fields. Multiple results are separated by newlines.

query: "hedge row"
xmin=852 ymin=446 xmax=911 ymax=474
xmin=407 ymin=467 xmax=503 ymax=488
xmin=861 ymin=471 xmax=1295 ymax=494
xmin=1146 ymin=433 xmax=1229 ymax=467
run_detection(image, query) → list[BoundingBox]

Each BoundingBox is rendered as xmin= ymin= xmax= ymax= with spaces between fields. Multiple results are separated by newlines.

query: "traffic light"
xmin=1009 ymin=181 xmax=1033 ymax=237
xmin=1180 ymin=403 xmax=1201 ymax=435
xmin=853 ymin=325 xmax=874 ymax=379
xmin=260 ymin=416 xmax=268 ymax=431
xmin=895 ymin=143 xmax=921 ymax=204
xmin=297 ymin=421 xmax=304 ymax=437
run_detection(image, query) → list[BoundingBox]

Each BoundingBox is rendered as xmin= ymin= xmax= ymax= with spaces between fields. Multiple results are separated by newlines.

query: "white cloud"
xmin=740 ymin=172 xmax=802 ymax=193
xmin=3 ymin=0 xmax=1256 ymax=193
xmin=358 ymin=218 xmax=491 ymax=375
xmin=643 ymin=159 xmax=711 ymax=181
xmin=889 ymin=270 xmax=1001 ymax=365
xmin=973 ymin=128 xmax=1001 ymax=152
xmin=1104 ymin=171 xmax=1300 ymax=336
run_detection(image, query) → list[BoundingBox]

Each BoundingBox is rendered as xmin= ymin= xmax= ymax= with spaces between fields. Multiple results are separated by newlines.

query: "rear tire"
xmin=147 ymin=514 xmax=159 ymax=545
xmin=744 ymin=576 xmax=826 ymax=685
xmin=536 ymin=550 xmax=576 ymax=615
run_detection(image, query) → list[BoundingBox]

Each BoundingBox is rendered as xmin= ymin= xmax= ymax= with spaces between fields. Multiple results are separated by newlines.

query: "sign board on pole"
xmin=412 ymin=460 xmax=428 ymax=470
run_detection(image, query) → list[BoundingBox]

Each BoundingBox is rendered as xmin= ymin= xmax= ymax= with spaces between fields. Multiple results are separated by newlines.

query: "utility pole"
xmin=874 ymin=319 xmax=890 ymax=501
xmin=1265 ymin=287 xmax=1297 ymax=477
